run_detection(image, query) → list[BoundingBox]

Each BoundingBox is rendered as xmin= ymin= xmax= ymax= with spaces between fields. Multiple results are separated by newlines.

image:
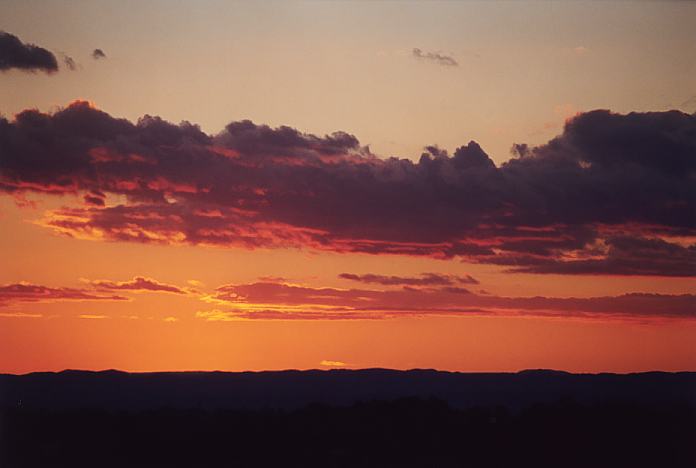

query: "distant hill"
xmin=2 ymin=369 xmax=695 ymax=467
xmin=1 ymin=368 xmax=694 ymax=411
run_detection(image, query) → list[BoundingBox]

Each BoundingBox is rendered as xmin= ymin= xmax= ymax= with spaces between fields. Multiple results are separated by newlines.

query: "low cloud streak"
xmin=200 ymin=280 xmax=695 ymax=321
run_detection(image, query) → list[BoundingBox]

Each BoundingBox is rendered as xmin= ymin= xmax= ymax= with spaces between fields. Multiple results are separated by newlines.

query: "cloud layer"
xmin=198 ymin=279 xmax=695 ymax=321
xmin=0 ymin=31 xmax=58 ymax=73
xmin=1 ymin=276 xmax=692 ymax=321
xmin=0 ymin=276 xmax=192 ymax=309
xmin=0 ymin=102 xmax=694 ymax=276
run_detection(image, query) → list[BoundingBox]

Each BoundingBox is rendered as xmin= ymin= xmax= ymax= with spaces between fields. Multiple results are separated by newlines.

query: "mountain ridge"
xmin=2 ymin=367 xmax=694 ymax=411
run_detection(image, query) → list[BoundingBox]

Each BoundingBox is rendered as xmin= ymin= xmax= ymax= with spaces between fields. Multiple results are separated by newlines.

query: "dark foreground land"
xmin=1 ymin=369 xmax=694 ymax=467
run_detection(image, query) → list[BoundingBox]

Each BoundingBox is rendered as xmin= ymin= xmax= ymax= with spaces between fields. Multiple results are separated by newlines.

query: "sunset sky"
xmin=1 ymin=0 xmax=694 ymax=374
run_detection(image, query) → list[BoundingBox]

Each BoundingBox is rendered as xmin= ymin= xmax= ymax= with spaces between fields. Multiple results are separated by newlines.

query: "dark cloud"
xmin=0 ymin=282 xmax=127 ymax=306
xmin=0 ymin=31 xmax=58 ymax=73
xmin=83 ymin=190 xmax=106 ymax=206
xmin=339 ymin=272 xmax=479 ymax=286
xmin=0 ymin=103 xmax=694 ymax=276
xmin=503 ymin=236 xmax=696 ymax=277
xmin=92 ymin=48 xmax=106 ymax=60
xmin=201 ymin=280 xmax=696 ymax=320
xmin=412 ymin=48 xmax=458 ymax=67
xmin=88 ymin=276 xmax=187 ymax=294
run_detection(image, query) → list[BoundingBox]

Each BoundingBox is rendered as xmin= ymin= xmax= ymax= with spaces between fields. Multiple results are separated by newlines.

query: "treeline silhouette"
xmin=2 ymin=397 xmax=694 ymax=467
xmin=1 ymin=369 xmax=694 ymax=467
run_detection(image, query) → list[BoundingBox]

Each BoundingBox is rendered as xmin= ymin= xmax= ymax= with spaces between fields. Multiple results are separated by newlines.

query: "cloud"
xmin=199 ymin=280 xmax=696 ymax=321
xmin=412 ymin=48 xmax=458 ymax=67
xmin=1 ymin=102 xmax=694 ymax=276
xmin=92 ymin=48 xmax=106 ymax=60
xmin=84 ymin=189 xmax=106 ymax=206
xmin=62 ymin=54 xmax=77 ymax=71
xmin=0 ymin=282 xmax=127 ymax=306
xmin=320 ymin=360 xmax=346 ymax=367
xmin=339 ymin=272 xmax=479 ymax=286
xmin=196 ymin=308 xmax=386 ymax=321
xmin=257 ymin=276 xmax=288 ymax=283
xmin=3 ymin=277 xmax=688 ymax=321
xmin=196 ymin=309 xmax=239 ymax=322
xmin=0 ymin=31 xmax=58 ymax=73
xmin=503 ymin=236 xmax=696 ymax=277
xmin=0 ymin=312 xmax=43 ymax=318
xmin=88 ymin=276 xmax=187 ymax=294
xmin=79 ymin=314 xmax=108 ymax=319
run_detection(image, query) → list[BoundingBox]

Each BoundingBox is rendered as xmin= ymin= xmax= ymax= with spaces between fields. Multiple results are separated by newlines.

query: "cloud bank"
xmin=0 ymin=102 xmax=694 ymax=277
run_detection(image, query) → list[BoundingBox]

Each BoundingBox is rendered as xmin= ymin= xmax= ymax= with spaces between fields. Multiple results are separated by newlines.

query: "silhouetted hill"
xmin=1 ymin=368 xmax=694 ymax=411
xmin=1 ymin=369 xmax=694 ymax=467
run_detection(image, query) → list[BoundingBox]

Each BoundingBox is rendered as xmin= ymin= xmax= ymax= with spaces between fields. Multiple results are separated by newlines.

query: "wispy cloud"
xmin=412 ymin=48 xmax=458 ymax=67
xmin=0 ymin=282 xmax=127 ymax=307
xmin=320 ymin=360 xmax=346 ymax=367
xmin=86 ymin=276 xmax=188 ymax=294
xmin=339 ymin=272 xmax=479 ymax=286
xmin=92 ymin=48 xmax=106 ymax=60
xmin=0 ymin=312 xmax=43 ymax=318
xmin=61 ymin=54 xmax=77 ymax=71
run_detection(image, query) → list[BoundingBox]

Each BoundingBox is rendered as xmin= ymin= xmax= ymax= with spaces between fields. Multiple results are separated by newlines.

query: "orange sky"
xmin=1 ymin=194 xmax=694 ymax=374
xmin=1 ymin=1 xmax=695 ymax=374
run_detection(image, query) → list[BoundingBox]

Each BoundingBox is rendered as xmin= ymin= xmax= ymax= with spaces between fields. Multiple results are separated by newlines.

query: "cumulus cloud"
xmin=0 ymin=102 xmax=693 ymax=276
xmin=339 ymin=272 xmax=479 ymax=286
xmin=412 ymin=48 xmax=458 ymax=67
xmin=198 ymin=280 xmax=696 ymax=321
xmin=0 ymin=31 xmax=59 ymax=73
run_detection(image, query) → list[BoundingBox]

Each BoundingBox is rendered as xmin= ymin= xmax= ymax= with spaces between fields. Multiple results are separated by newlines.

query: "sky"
xmin=0 ymin=0 xmax=694 ymax=374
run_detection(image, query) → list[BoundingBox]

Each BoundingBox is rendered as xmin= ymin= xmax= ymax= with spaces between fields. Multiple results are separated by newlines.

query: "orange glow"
xmin=1 ymin=195 xmax=694 ymax=374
